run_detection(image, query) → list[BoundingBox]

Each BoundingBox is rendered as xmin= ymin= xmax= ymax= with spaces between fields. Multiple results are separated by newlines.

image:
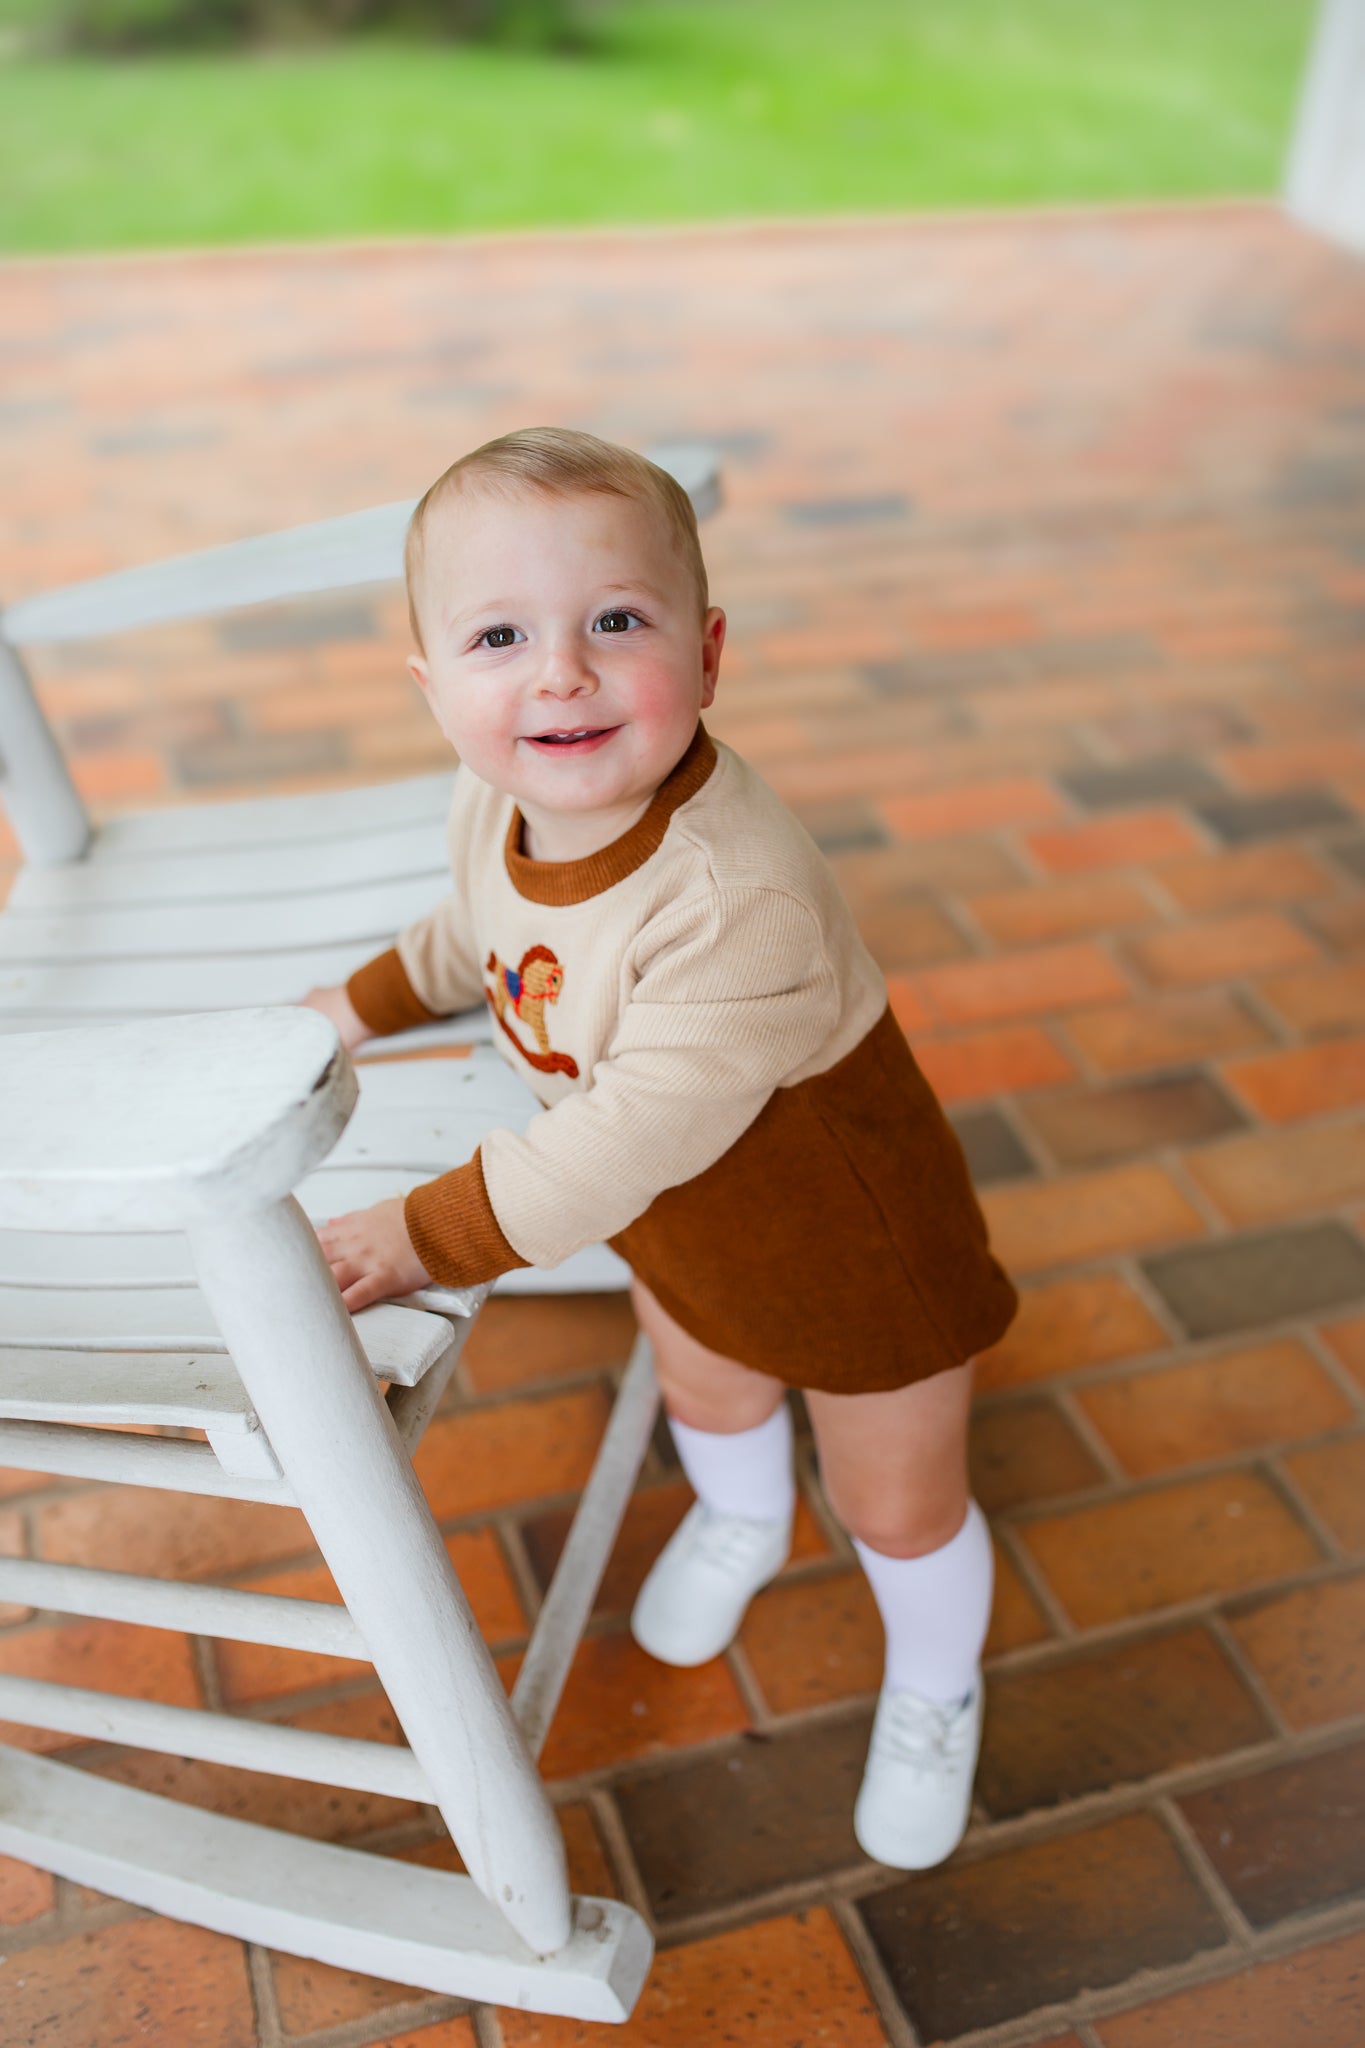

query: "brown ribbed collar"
xmin=504 ymin=722 xmax=718 ymax=906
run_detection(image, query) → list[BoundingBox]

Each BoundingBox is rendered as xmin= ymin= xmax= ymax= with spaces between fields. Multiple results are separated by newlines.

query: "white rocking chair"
xmin=0 ymin=446 xmax=719 ymax=2021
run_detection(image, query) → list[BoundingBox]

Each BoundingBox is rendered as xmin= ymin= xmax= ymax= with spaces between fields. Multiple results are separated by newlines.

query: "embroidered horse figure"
xmin=485 ymin=945 xmax=580 ymax=1078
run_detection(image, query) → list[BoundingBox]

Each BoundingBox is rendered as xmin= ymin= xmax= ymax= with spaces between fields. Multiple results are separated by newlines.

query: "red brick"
xmin=1076 ymin=1339 xmax=1353 ymax=1475
xmin=1224 ymin=1036 xmax=1365 ymax=1120
xmin=878 ymin=776 xmax=1064 ymax=840
xmin=498 ymin=1905 xmax=888 ymax=2047
xmin=1227 ymin=1574 xmax=1365 ymax=1729
xmin=883 ymin=972 xmax=932 ymax=1034
xmin=0 ymin=1503 xmax=29 ymax=1626
xmin=70 ymin=750 xmax=168 ymax=804
xmin=1218 ymin=736 xmax=1365 ymax=791
xmin=1258 ymin=961 xmax=1365 ymax=1037
xmin=1022 ymin=1472 xmax=1323 ymax=1626
xmin=976 ymin=1271 xmax=1170 ymax=1389
xmin=1321 ymin=1311 xmax=1365 ymax=1393
xmin=1282 ymin=1434 xmax=1365 ymax=1554
xmin=966 ymin=873 xmax=1158 ymax=947
xmin=1064 ymin=992 xmax=1272 ymax=1076
xmin=412 ymin=1386 xmax=611 ymax=1519
xmin=912 ymin=1022 xmax=1075 ymax=1101
xmin=0 ymin=1850 xmax=55 ymax=1924
xmin=33 ymin=1484 xmax=310 ymax=1580
xmin=981 ymin=1163 xmax=1205 ymax=1275
xmin=914 ymin=940 xmax=1129 ymax=1025
xmin=1186 ymin=1120 xmax=1365 ymax=1226
xmin=0 ymin=1915 xmax=256 ymax=2047
xmin=1152 ymin=841 xmax=1337 ymax=914
xmin=460 ymin=1293 xmax=636 ymax=1394
xmin=0 ymin=1616 xmax=201 ymax=1753
xmin=269 ymin=1947 xmax=433 ymax=2036
xmin=1026 ymin=809 xmax=1203 ymax=875
xmin=1096 ymin=1928 xmax=1365 ymax=2048
xmin=1127 ymin=911 xmax=1317 ymax=989
xmin=517 ymin=1630 xmax=751 ymax=1781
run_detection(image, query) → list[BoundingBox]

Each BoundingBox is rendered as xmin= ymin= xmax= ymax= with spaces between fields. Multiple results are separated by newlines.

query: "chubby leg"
xmin=631 ymin=1275 xmax=785 ymax=1433
xmin=808 ymin=1362 xmax=991 ymax=1870
xmin=629 ymin=1277 xmax=794 ymax=1664
xmin=805 ymin=1359 xmax=974 ymax=1559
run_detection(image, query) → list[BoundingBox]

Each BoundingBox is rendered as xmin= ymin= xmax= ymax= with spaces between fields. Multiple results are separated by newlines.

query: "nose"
xmin=536 ymin=633 xmax=599 ymax=700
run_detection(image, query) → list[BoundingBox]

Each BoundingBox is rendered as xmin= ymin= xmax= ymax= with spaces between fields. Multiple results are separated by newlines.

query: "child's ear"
xmin=407 ymin=654 xmax=432 ymax=702
xmin=700 ymin=606 xmax=726 ymax=709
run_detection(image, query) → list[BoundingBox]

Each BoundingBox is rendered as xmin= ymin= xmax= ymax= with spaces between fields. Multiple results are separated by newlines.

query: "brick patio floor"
xmin=3 ymin=200 xmax=1365 ymax=2046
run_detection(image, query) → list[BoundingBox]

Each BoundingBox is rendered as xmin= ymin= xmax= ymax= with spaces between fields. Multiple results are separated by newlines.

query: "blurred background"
xmin=6 ymin=10 xmax=1365 ymax=2048
xmin=0 ymin=0 xmax=1318 ymax=254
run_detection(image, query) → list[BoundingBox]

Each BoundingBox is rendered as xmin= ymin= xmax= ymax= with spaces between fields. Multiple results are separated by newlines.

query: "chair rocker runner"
xmin=0 ymin=445 xmax=719 ymax=2019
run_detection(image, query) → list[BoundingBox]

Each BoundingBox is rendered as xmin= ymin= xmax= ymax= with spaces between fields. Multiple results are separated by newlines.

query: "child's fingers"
xmin=340 ymin=1272 xmax=388 ymax=1312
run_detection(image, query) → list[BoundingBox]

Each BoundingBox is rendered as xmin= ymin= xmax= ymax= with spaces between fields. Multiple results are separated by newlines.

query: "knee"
xmin=825 ymin=1483 xmax=969 ymax=1560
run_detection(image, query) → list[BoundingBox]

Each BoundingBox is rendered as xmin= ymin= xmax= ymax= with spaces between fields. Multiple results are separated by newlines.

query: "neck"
xmin=518 ymin=793 xmax=654 ymax=864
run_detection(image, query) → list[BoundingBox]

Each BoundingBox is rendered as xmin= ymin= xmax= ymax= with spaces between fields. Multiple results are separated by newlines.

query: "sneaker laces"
xmin=872 ymin=1688 xmax=977 ymax=1774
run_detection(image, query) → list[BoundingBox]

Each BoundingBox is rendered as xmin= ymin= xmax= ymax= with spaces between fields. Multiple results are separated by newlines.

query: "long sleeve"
xmin=405 ymin=887 xmax=839 ymax=1284
xmin=345 ymin=894 xmax=486 ymax=1035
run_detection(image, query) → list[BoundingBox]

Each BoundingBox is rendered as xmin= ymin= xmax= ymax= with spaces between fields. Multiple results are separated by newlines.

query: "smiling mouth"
xmin=525 ymin=727 xmax=616 ymax=745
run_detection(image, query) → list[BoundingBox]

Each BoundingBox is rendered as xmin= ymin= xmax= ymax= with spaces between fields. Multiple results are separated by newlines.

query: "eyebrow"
xmin=447 ymin=581 xmax=670 ymax=632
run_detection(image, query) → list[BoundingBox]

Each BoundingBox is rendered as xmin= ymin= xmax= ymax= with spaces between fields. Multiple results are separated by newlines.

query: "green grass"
xmin=0 ymin=0 xmax=1316 ymax=255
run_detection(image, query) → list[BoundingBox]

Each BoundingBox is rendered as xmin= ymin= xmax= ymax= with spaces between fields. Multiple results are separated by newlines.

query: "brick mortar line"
xmin=1157 ymin=1795 xmax=1256 ymax=1945
xmin=1160 ymin=1146 xmax=1236 ymax=1238
xmin=1301 ymin=1325 xmax=1365 ymax=1421
xmin=973 ymin=1312 xmax=1365 ymax=1417
xmin=244 ymin=1942 xmax=284 ymax=2048
xmin=825 ymin=1893 xmax=922 ymax=2048
xmin=293 ymin=1993 xmax=468 ymax=2048
xmin=991 ymin=1519 xmax=1075 ymax=1640
xmin=583 ymin=1783 xmax=654 ymax=1928
xmin=1203 ymin=1609 xmax=1296 ymax=1742
xmin=1261 ymin=1453 xmax=1350 ymax=1565
xmin=491 ymin=1510 xmax=545 ymax=1633
xmin=723 ymin=1637 xmax=775 ymax=1731
xmin=472 ymin=2006 xmax=504 ymax=2048
xmin=1047 ymin=1383 xmax=1127 ymax=1486
xmin=995 ymin=1443 xmax=1359 ymax=1530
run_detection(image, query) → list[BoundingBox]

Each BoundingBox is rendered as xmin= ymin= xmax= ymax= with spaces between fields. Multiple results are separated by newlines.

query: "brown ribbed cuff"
xmin=346 ymin=947 xmax=438 ymax=1038
xmin=404 ymin=1148 xmax=531 ymax=1289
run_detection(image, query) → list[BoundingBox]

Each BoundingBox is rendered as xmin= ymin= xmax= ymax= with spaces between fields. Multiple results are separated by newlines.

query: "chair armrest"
xmin=0 ymin=1009 xmax=356 ymax=1232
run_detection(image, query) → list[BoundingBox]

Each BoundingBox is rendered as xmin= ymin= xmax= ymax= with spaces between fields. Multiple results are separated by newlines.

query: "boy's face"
xmin=408 ymin=482 xmax=724 ymax=831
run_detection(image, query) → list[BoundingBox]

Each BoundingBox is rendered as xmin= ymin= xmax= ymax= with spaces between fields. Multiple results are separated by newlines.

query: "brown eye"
xmin=483 ymin=626 xmax=518 ymax=648
xmin=596 ymin=610 xmax=635 ymax=633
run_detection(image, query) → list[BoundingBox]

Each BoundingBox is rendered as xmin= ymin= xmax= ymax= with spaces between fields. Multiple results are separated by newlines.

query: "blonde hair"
xmin=404 ymin=426 xmax=709 ymax=653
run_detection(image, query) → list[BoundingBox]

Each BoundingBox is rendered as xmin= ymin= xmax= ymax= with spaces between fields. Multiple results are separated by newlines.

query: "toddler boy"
xmin=304 ymin=426 xmax=1018 ymax=1869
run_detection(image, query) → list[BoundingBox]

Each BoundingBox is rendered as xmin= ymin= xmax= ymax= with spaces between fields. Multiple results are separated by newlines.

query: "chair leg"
xmin=188 ymin=1195 xmax=571 ymax=1957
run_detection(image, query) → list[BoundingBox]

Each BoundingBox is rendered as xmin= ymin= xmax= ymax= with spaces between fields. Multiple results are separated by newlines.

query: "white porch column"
xmin=1285 ymin=0 xmax=1365 ymax=254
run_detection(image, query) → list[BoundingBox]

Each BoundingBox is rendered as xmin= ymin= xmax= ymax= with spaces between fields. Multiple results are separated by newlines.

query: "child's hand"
xmin=316 ymin=1198 xmax=432 ymax=1312
xmin=300 ymin=983 xmax=373 ymax=1053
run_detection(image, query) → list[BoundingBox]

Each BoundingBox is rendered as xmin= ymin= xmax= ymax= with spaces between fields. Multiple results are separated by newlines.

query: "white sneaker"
xmin=853 ymin=1680 xmax=983 ymax=1870
xmin=630 ymin=1501 xmax=792 ymax=1667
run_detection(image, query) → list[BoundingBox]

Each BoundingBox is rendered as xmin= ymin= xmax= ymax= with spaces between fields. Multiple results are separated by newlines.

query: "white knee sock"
xmin=668 ymin=1405 xmax=795 ymax=1522
xmin=853 ymin=1499 xmax=993 ymax=1704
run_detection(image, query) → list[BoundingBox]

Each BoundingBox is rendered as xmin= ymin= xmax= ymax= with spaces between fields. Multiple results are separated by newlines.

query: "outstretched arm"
xmin=404 ymin=886 xmax=841 ymax=1289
